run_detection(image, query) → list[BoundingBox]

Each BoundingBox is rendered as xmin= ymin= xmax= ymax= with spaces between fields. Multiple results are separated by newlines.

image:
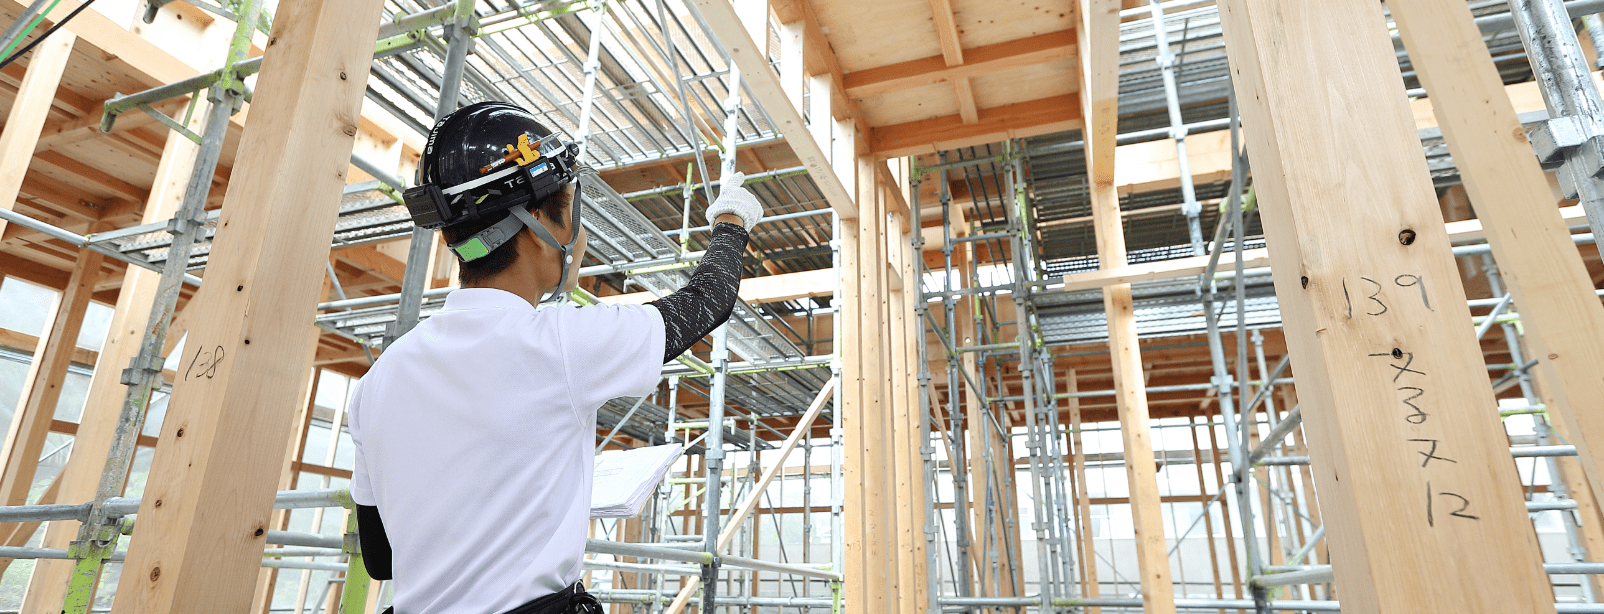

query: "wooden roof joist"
xmin=844 ymin=30 xmax=1078 ymax=99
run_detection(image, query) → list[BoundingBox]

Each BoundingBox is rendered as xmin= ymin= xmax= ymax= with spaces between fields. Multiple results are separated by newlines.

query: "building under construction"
xmin=0 ymin=0 xmax=1601 ymax=611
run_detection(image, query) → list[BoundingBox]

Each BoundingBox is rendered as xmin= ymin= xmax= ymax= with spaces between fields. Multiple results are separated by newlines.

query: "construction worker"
xmin=348 ymin=101 xmax=764 ymax=614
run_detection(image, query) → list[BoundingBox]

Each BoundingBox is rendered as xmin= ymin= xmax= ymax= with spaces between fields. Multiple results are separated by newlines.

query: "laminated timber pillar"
xmin=0 ymin=29 xmax=75 ymax=238
xmin=0 ymin=245 xmax=104 ymax=509
xmin=1065 ymin=371 xmax=1101 ymax=614
xmin=842 ymin=154 xmax=897 ymax=614
xmin=24 ymin=97 xmax=215 ymax=613
xmin=1391 ymin=0 xmax=1604 ymax=511
xmin=1216 ymin=1 xmax=1556 ymax=611
xmin=1078 ymin=0 xmax=1175 ymax=610
xmin=109 ymin=0 xmax=385 ymax=608
xmin=885 ymin=169 xmax=929 ymax=614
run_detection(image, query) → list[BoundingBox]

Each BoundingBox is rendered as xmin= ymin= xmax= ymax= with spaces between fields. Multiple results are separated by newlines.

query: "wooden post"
xmin=0 ymin=30 xmax=75 ymax=239
xmin=610 ymin=509 xmax=644 ymax=614
xmin=898 ymin=181 xmax=930 ymax=614
xmin=111 ymin=0 xmax=384 ymax=608
xmin=838 ymin=167 xmax=866 ymax=614
xmin=23 ymin=94 xmax=215 ymax=614
xmin=252 ymin=366 xmax=323 ymax=614
xmin=1066 ymin=371 xmax=1100 ymax=614
xmin=0 ymin=240 xmax=103 ymax=573
xmin=779 ymin=20 xmax=805 ymax=115
xmin=1246 ymin=428 xmax=1284 ymax=567
xmin=1217 ymin=0 xmax=1556 ymax=610
xmin=856 ymin=154 xmax=892 ymax=613
xmin=0 ymin=245 xmax=104 ymax=509
xmin=1203 ymin=404 xmax=1244 ymax=613
xmin=1079 ymin=0 xmax=1174 ymax=606
xmin=1188 ymin=415 xmax=1226 ymax=614
xmin=887 ymin=191 xmax=921 ymax=614
xmin=1391 ymin=0 xmax=1604 ymax=514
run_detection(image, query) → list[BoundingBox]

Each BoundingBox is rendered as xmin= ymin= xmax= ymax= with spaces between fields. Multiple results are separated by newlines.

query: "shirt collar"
xmin=440 ymin=287 xmax=540 ymax=313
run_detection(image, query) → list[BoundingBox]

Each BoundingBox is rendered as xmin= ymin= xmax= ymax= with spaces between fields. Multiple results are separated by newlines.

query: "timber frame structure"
xmin=1 ymin=0 xmax=1604 ymax=612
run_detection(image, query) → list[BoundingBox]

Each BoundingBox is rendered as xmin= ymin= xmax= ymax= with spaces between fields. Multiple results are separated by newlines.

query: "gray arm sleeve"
xmin=647 ymin=222 xmax=750 ymax=362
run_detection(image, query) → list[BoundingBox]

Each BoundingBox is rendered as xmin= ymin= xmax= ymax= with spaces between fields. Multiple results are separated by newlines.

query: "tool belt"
xmin=502 ymin=582 xmax=604 ymax=614
xmin=377 ymin=581 xmax=603 ymax=614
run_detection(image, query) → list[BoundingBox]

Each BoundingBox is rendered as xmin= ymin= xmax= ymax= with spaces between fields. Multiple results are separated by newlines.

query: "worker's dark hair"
xmin=442 ymin=183 xmax=574 ymax=285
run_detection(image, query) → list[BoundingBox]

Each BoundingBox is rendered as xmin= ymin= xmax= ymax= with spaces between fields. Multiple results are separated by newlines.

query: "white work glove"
xmin=706 ymin=171 xmax=763 ymax=231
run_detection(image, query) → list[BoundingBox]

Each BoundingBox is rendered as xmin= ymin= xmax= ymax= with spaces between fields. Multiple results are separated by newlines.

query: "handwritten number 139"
xmin=1343 ymin=274 xmax=1432 ymax=318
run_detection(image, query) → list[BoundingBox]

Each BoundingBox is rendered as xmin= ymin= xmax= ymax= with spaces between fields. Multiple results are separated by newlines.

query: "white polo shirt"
xmin=349 ymin=288 xmax=665 ymax=614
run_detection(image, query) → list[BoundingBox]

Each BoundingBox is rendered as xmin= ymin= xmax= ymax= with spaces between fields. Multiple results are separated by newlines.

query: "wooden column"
xmin=886 ymin=183 xmax=921 ymax=614
xmin=901 ymin=207 xmax=930 ymax=614
xmin=1217 ymin=0 xmax=1555 ymax=611
xmin=1202 ymin=405 xmax=1244 ymax=612
xmin=1066 ymin=371 xmax=1101 ymax=614
xmin=0 ymin=242 xmax=104 ymax=572
xmin=952 ymin=210 xmax=990 ymax=595
xmin=0 ymin=245 xmax=104 ymax=510
xmin=855 ymin=154 xmax=893 ymax=613
xmin=838 ymin=167 xmax=867 ymax=614
xmin=24 ymin=97 xmax=214 ymax=614
xmin=111 ymin=0 xmax=384 ymax=609
xmin=1187 ymin=415 xmax=1226 ymax=613
xmin=251 ymin=366 xmax=323 ymax=614
xmin=1392 ymin=0 xmax=1604 ymax=511
xmin=1079 ymin=0 xmax=1174 ymax=608
xmin=0 ymin=30 xmax=75 ymax=238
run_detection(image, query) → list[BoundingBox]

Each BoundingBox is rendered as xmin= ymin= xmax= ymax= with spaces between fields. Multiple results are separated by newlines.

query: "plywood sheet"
xmin=949 ymin=0 xmax=1075 ymax=48
xmin=968 ymin=59 xmax=1076 ymax=109
xmin=857 ymin=81 xmax=959 ymax=127
xmin=810 ymin=0 xmax=945 ymax=71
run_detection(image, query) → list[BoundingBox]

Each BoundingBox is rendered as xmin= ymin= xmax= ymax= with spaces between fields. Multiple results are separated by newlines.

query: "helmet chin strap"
xmin=507 ymin=193 xmax=584 ymax=304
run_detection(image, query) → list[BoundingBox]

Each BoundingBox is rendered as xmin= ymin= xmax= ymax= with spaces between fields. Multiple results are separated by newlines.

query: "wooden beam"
xmin=925 ymin=0 xmax=964 ymax=66
xmin=23 ymin=96 xmax=214 ymax=611
xmin=1079 ymin=0 xmax=1174 ymax=610
xmin=111 ymin=0 xmax=384 ymax=608
xmin=1218 ymin=0 xmax=1555 ymax=611
xmin=869 ymin=94 xmax=1082 ymax=159
xmin=34 ymin=97 xmax=186 ymax=153
xmin=952 ymin=77 xmax=979 ymax=125
xmin=921 ymin=0 xmax=979 ymax=126
xmin=0 ymin=244 xmax=103 ymax=512
xmin=1394 ymin=0 xmax=1604 ymax=508
xmin=1059 ymin=248 xmax=1271 ymax=292
xmin=691 ymin=0 xmax=857 ymax=217
xmin=34 ymin=151 xmax=150 ymax=203
xmin=844 ymin=30 xmax=1078 ymax=99
xmin=0 ymin=30 xmax=75 ymax=239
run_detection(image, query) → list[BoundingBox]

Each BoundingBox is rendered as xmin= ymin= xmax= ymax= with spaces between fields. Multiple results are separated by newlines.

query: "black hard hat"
xmin=403 ymin=101 xmax=579 ymax=232
xmin=401 ymin=102 xmax=585 ymax=287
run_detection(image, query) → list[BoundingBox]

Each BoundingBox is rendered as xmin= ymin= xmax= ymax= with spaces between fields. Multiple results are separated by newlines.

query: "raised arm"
xmin=647 ymin=172 xmax=763 ymax=363
xmin=648 ymin=222 xmax=749 ymax=362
